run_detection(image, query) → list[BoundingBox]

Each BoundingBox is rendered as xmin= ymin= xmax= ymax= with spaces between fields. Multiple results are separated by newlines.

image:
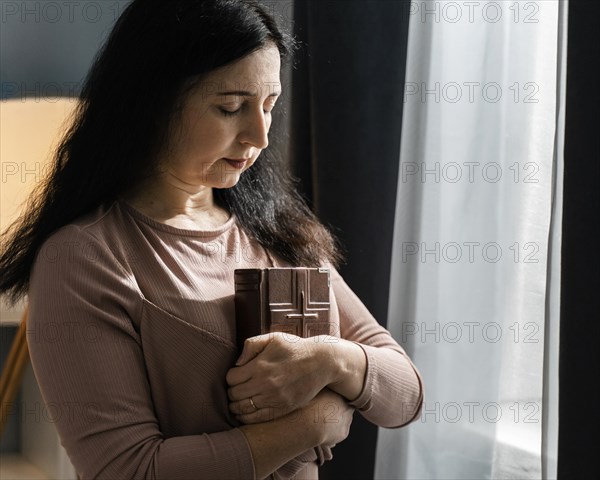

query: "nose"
xmin=238 ymin=107 xmax=270 ymax=150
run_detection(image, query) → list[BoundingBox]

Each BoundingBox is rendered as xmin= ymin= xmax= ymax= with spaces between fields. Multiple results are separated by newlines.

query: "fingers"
xmin=227 ymin=381 xmax=255 ymax=402
xmin=226 ymin=334 xmax=277 ymax=388
xmin=236 ymin=332 xmax=303 ymax=367
xmin=228 ymin=332 xmax=313 ymax=389
xmin=236 ymin=334 xmax=272 ymax=366
xmin=229 ymin=398 xmax=297 ymax=424
xmin=228 ymin=397 xmax=258 ymax=416
xmin=225 ymin=364 xmax=253 ymax=388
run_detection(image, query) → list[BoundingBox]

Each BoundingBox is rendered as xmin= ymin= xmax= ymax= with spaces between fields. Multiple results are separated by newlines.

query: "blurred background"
xmin=1 ymin=1 xmax=598 ymax=479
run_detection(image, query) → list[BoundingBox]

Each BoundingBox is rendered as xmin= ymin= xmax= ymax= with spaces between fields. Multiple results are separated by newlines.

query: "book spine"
xmin=234 ymin=268 xmax=266 ymax=353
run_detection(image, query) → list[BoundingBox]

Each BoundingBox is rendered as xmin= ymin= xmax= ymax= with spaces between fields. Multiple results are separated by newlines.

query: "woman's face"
xmin=161 ymin=44 xmax=282 ymax=189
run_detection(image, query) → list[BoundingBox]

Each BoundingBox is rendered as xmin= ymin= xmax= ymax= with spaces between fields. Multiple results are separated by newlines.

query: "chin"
xmin=214 ymin=175 xmax=243 ymax=190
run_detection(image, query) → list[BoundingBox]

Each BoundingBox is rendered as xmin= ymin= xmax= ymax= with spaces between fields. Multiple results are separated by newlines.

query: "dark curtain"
xmin=558 ymin=0 xmax=600 ymax=478
xmin=288 ymin=1 xmax=412 ymax=478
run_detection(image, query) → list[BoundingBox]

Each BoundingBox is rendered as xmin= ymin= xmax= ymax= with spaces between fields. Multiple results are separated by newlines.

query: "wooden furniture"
xmin=0 ymin=305 xmax=29 ymax=434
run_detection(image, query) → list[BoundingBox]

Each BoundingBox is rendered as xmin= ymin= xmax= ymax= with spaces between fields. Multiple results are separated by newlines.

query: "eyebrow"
xmin=215 ymin=90 xmax=281 ymax=98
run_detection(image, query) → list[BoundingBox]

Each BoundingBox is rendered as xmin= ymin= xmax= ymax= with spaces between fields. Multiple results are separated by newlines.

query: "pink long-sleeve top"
xmin=26 ymin=199 xmax=424 ymax=480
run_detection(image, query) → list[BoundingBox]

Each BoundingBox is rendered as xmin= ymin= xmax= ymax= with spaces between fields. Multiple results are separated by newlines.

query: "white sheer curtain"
xmin=375 ymin=1 xmax=566 ymax=478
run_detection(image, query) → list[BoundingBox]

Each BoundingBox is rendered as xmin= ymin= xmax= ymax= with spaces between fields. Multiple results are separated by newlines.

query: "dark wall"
xmin=1 ymin=0 xmax=131 ymax=99
xmin=289 ymin=2 xmax=412 ymax=478
xmin=558 ymin=0 xmax=600 ymax=478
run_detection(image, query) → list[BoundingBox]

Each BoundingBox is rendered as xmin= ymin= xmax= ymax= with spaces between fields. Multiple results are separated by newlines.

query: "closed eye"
xmin=218 ymin=107 xmax=240 ymax=117
xmin=218 ymin=102 xmax=277 ymax=117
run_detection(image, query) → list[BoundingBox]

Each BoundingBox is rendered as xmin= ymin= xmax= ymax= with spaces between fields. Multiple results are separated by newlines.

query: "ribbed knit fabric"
xmin=26 ymin=199 xmax=423 ymax=480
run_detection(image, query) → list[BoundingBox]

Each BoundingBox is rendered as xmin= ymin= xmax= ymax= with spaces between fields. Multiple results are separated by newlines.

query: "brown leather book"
xmin=234 ymin=267 xmax=332 ymax=352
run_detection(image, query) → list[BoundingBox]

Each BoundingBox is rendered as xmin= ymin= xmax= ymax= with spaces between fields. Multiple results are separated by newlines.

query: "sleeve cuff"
xmin=347 ymin=342 xmax=377 ymax=411
xmin=346 ymin=343 xmax=424 ymax=428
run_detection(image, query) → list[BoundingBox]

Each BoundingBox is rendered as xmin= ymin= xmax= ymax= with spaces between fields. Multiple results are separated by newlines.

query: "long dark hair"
xmin=0 ymin=0 xmax=344 ymax=308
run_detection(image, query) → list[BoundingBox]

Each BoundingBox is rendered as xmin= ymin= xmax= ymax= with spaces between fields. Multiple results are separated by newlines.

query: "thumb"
xmin=236 ymin=334 xmax=271 ymax=366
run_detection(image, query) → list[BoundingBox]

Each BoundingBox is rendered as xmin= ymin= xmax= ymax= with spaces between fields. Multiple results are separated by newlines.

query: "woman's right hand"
xmin=238 ymin=388 xmax=354 ymax=479
xmin=298 ymin=388 xmax=355 ymax=447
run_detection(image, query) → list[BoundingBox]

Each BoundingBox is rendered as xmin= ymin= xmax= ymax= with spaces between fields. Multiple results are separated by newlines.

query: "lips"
xmin=224 ymin=158 xmax=248 ymax=170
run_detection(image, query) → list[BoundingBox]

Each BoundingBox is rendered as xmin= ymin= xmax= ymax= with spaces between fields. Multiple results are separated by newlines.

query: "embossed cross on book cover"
xmin=234 ymin=268 xmax=332 ymax=352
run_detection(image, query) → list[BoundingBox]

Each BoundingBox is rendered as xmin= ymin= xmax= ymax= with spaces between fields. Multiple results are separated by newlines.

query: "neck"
xmin=120 ymin=172 xmax=230 ymax=228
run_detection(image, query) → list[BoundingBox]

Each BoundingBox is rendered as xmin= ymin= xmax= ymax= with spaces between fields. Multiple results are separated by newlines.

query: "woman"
xmin=0 ymin=1 xmax=423 ymax=479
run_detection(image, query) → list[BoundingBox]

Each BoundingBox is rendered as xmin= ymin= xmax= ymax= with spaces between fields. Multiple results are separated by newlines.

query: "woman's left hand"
xmin=226 ymin=332 xmax=334 ymax=424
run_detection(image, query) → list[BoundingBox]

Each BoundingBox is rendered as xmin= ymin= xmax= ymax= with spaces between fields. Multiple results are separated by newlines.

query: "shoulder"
xmin=29 ymin=205 xmax=143 ymax=325
xmin=31 ymin=202 xmax=139 ymax=294
xmin=34 ymin=201 xmax=137 ymax=274
xmin=28 ymin=220 xmax=143 ymax=350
